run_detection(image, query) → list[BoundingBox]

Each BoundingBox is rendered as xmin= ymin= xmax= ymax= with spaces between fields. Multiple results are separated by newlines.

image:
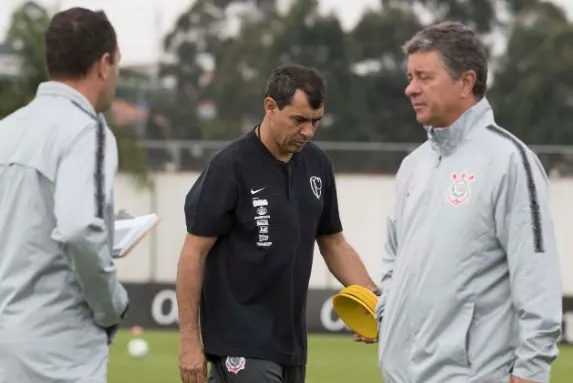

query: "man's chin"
xmin=415 ymin=112 xmax=430 ymax=125
xmin=286 ymin=143 xmax=306 ymax=153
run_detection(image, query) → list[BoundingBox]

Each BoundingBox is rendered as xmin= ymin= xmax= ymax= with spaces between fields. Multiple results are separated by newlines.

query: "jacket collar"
xmin=424 ymin=97 xmax=494 ymax=156
xmin=36 ymin=81 xmax=98 ymax=119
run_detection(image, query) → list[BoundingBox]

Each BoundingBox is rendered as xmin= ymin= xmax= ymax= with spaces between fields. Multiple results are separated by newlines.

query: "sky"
xmin=1 ymin=0 xmax=572 ymax=67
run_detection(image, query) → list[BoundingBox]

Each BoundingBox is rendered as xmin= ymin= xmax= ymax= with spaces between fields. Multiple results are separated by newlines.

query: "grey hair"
xmin=402 ymin=21 xmax=488 ymax=98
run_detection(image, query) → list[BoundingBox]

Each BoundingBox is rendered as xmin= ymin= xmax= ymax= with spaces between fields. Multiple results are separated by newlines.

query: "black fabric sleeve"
xmin=316 ymin=159 xmax=343 ymax=237
xmin=184 ymin=157 xmax=238 ymax=237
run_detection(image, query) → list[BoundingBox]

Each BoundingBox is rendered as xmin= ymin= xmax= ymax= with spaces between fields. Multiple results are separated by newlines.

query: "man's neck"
xmin=258 ymin=119 xmax=292 ymax=163
xmin=437 ymin=97 xmax=480 ymax=128
xmin=56 ymin=78 xmax=99 ymax=113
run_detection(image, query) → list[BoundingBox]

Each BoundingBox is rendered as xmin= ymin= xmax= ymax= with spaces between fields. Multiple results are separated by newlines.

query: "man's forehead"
xmin=407 ymin=51 xmax=442 ymax=72
xmin=288 ymin=90 xmax=324 ymax=117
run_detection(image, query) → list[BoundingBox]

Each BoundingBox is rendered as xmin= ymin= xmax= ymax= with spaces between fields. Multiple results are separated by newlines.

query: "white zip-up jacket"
xmin=376 ymin=98 xmax=562 ymax=383
xmin=0 ymin=81 xmax=128 ymax=383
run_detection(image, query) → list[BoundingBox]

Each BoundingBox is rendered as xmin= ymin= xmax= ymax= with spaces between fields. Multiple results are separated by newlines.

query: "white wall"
xmin=114 ymin=172 xmax=573 ymax=294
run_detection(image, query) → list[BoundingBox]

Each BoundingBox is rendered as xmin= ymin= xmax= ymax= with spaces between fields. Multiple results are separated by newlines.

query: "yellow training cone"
xmin=332 ymin=285 xmax=379 ymax=340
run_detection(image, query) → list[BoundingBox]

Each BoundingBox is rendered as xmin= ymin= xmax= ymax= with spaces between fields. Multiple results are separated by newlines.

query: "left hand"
xmin=510 ymin=376 xmax=539 ymax=383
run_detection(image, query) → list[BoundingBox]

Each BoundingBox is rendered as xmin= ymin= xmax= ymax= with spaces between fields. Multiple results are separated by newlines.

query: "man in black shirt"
xmin=177 ymin=64 xmax=378 ymax=383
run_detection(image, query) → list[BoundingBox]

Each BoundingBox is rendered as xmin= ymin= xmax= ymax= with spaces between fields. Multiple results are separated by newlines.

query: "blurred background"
xmin=2 ymin=0 xmax=573 ymax=381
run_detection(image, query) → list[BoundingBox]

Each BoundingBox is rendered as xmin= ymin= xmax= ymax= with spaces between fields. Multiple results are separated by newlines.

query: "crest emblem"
xmin=225 ymin=357 xmax=246 ymax=374
xmin=445 ymin=171 xmax=475 ymax=207
xmin=310 ymin=176 xmax=322 ymax=199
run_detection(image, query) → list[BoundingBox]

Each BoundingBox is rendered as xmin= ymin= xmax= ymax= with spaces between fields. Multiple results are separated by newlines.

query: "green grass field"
xmin=108 ymin=330 xmax=573 ymax=382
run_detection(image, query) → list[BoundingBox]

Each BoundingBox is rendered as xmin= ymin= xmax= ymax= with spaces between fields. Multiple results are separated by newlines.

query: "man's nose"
xmin=405 ymin=80 xmax=420 ymax=98
xmin=301 ymin=122 xmax=315 ymax=139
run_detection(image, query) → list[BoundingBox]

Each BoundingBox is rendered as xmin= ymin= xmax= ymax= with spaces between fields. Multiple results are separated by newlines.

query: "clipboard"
xmin=113 ymin=213 xmax=160 ymax=259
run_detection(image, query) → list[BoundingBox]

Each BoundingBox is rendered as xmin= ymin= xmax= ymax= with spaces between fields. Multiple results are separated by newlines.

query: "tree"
xmin=0 ymin=2 xmax=150 ymax=185
xmin=1 ymin=1 xmax=50 ymax=113
xmin=380 ymin=0 xmax=540 ymax=34
xmin=488 ymin=2 xmax=573 ymax=144
xmin=487 ymin=2 xmax=573 ymax=174
xmin=349 ymin=7 xmax=424 ymax=143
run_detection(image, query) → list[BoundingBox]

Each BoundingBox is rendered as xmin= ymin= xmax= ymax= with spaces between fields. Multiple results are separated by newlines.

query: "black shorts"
xmin=208 ymin=356 xmax=305 ymax=383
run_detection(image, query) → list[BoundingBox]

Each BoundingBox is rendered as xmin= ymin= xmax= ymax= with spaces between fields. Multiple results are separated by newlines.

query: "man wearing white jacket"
xmin=0 ymin=8 xmax=128 ymax=383
xmin=370 ymin=21 xmax=563 ymax=383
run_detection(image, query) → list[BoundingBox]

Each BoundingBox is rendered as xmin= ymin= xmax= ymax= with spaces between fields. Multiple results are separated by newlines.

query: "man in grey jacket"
xmin=0 ymin=8 xmax=128 ymax=383
xmin=367 ymin=21 xmax=563 ymax=383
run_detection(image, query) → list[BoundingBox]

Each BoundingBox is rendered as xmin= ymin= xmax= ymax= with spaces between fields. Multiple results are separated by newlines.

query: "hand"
xmin=104 ymin=323 xmax=120 ymax=345
xmin=179 ymin=334 xmax=208 ymax=383
xmin=510 ymin=376 xmax=539 ymax=383
xmin=353 ymin=333 xmax=378 ymax=344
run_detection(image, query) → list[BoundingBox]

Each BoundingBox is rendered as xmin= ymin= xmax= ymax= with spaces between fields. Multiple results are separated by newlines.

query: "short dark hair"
xmin=44 ymin=7 xmax=117 ymax=79
xmin=402 ymin=21 xmax=488 ymax=98
xmin=264 ymin=64 xmax=326 ymax=110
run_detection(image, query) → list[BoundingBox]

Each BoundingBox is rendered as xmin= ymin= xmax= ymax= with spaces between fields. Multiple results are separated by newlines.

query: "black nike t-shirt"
xmin=184 ymin=127 xmax=343 ymax=366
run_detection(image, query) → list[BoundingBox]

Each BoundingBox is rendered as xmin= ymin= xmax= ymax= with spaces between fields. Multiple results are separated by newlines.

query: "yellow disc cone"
xmin=332 ymin=285 xmax=380 ymax=339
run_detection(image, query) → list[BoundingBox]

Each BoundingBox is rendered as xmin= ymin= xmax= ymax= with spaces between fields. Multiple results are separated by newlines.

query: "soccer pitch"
xmin=109 ymin=331 xmax=573 ymax=382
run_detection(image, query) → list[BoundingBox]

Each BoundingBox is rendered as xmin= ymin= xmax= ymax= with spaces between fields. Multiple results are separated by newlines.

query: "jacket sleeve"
xmin=375 ymin=163 xmax=404 ymax=322
xmin=51 ymin=124 xmax=129 ymax=328
xmin=375 ymin=216 xmax=396 ymax=322
xmin=494 ymin=150 xmax=562 ymax=382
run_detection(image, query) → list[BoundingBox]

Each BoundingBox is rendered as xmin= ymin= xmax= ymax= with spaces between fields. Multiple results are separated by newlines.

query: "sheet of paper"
xmin=113 ymin=213 xmax=160 ymax=258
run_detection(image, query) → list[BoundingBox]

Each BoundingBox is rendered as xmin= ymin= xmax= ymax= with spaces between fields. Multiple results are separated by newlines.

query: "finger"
xmin=181 ymin=369 xmax=194 ymax=383
xmin=181 ymin=370 xmax=192 ymax=383
xmin=198 ymin=369 xmax=208 ymax=383
xmin=194 ymin=371 xmax=206 ymax=383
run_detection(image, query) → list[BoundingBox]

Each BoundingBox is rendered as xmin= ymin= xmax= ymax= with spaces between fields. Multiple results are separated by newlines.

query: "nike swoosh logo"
xmin=251 ymin=187 xmax=265 ymax=194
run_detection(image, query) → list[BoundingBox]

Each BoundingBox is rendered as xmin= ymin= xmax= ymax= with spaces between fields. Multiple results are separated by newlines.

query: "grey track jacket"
xmin=376 ymin=98 xmax=562 ymax=383
xmin=0 ymin=82 xmax=128 ymax=383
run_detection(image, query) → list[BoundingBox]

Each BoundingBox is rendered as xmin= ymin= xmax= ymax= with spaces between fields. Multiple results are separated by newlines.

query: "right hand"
xmin=179 ymin=334 xmax=208 ymax=383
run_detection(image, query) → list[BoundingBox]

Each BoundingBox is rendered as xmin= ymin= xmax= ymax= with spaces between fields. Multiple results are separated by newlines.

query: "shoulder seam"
xmin=485 ymin=125 xmax=544 ymax=253
xmin=210 ymin=136 xmax=246 ymax=163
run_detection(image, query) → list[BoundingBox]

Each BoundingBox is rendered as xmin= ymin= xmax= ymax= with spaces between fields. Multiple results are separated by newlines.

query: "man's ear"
xmin=264 ymin=97 xmax=277 ymax=116
xmin=96 ymin=52 xmax=112 ymax=80
xmin=460 ymin=70 xmax=477 ymax=99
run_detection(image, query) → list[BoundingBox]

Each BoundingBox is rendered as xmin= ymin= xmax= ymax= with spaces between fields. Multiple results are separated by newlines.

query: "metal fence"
xmin=138 ymin=140 xmax=573 ymax=176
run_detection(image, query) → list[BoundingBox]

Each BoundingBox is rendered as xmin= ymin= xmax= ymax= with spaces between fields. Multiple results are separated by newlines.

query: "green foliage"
xmin=0 ymin=2 xmax=150 ymax=187
xmin=3 ymin=0 xmax=573 ymax=173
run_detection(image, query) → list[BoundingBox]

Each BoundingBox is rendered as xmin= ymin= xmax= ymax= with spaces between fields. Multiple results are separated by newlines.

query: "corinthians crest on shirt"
xmin=445 ymin=171 xmax=475 ymax=207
